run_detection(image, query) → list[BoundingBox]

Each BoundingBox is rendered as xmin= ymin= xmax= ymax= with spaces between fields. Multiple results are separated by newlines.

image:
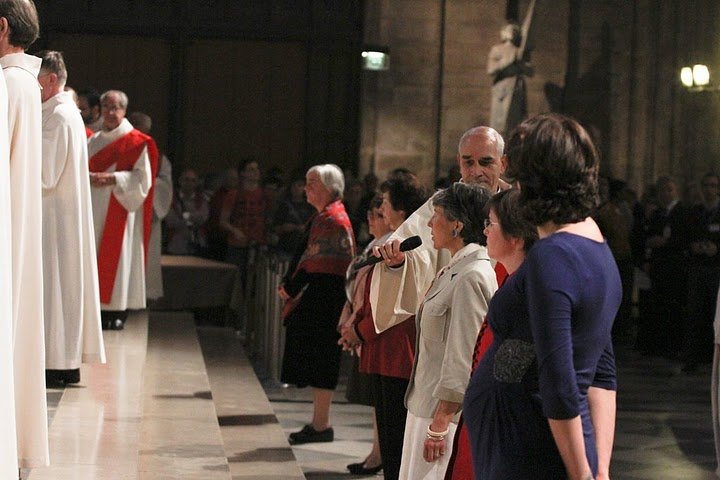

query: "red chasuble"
xmin=89 ymin=129 xmax=159 ymax=304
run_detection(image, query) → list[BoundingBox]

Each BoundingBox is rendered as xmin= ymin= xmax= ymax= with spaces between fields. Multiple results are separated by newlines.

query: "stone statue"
xmin=487 ymin=1 xmax=537 ymax=138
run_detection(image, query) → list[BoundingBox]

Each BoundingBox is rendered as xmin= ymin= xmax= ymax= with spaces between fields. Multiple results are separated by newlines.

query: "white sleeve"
xmin=153 ymin=155 xmax=173 ymax=218
xmin=112 ymin=145 xmax=152 ymax=212
xmin=41 ymin=116 xmax=70 ymax=191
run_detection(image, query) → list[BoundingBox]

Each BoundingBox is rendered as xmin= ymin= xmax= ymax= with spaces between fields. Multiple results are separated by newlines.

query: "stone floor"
xmin=21 ymin=310 xmax=720 ymax=479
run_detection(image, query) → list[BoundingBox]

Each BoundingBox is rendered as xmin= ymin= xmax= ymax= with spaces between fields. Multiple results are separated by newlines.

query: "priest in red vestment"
xmin=88 ymin=90 xmax=158 ymax=330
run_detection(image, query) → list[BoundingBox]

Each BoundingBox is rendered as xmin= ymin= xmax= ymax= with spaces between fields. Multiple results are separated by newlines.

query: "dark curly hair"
xmin=380 ymin=173 xmax=428 ymax=219
xmin=487 ymin=189 xmax=538 ymax=252
xmin=432 ymin=183 xmax=491 ymax=245
xmin=506 ymin=113 xmax=599 ymax=226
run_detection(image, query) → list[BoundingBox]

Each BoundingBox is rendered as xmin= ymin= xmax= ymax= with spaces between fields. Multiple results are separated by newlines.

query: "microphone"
xmin=353 ymin=235 xmax=422 ymax=271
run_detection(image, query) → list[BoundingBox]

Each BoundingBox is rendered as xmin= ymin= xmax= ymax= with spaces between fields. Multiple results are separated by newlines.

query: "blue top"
xmin=463 ymin=233 xmax=621 ymax=479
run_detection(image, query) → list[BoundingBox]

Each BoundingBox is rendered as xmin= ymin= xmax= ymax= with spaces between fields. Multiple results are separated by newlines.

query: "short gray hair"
xmin=458 ymin=126 xmax=505 ymax=159
xmin=100 ymin=89 xmax=129 ymax=110
xmin=308 ymin=164 xmax=345 ymax=200
xmin=38 ymin=50 xmax=67 ymax=84
xmin=431 ymin=182 xmax=491 ymax=245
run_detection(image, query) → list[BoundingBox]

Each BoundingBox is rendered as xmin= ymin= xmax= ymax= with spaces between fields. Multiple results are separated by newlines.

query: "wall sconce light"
xmin=362 ymin=47 xmax=390 ymax=71
xmin=680 ymin=64 xmax=718 ymax=91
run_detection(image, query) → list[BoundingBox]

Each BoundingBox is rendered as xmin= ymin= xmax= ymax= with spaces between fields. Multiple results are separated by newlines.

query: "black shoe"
xmin=347 ymin=461 xmax=383 ymax=475
xmin=288 ymin=424 xmax=334 ymax=445
xmin=60 ymin=368 xmax=81 ymax=384
xmin=45 ymin=370 xmax=66 ymax=388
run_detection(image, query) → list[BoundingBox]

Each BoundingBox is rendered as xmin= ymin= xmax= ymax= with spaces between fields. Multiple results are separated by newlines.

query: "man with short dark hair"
xmin=88 ymin=90 xmax=159 ymax=330
xmin=38 ymin=50 xmax=106 ymax=387
xmin=78 ymin=87 xmax=102 ymax=132
xmin=0 ymin=0 xmax=49 ymax=469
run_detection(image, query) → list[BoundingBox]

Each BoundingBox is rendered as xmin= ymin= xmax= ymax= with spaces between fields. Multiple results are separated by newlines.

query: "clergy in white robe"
xmin=39 ymin=51 xmax=105 ymax=383
xmin=0 ymin=54 xmax=18 ymax=480
xmin=369 ymin=126 xmax=507 ymax=333
xmin=146 ymin=154 xmax=173 ymax=300
xmin=88 ymin=90 xmax=158 ymax=329
xmin=0 ymin=0 xmax=50 ymax=467
xmin=127 ymin=111 xmax=173 ymax=301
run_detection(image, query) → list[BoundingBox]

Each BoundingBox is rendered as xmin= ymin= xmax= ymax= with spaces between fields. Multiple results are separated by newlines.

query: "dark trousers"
xmin=639 ymin=258 xmax=688 ymax=357
xmin=684 ymin=264 xmax=720 ymax=364
xmin=371 ymin=374 xmax=409 ymax=480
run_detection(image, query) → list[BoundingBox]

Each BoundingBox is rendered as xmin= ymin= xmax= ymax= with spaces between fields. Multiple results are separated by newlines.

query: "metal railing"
xmin=239 ymin=248 xmax=290 ymax=383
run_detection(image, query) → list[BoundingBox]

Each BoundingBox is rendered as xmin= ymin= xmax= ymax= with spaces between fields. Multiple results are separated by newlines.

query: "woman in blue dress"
xmin=463 ymin=113 xmax=622 ymax=480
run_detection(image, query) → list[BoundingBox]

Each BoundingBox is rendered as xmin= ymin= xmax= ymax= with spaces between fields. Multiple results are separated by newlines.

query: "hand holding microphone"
xmin=353 ymin=235 xmax=422 ymax=271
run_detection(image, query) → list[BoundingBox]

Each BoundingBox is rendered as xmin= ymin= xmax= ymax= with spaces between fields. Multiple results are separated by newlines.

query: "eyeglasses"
xmin=483 ymin=219 xmax=498 ymax=229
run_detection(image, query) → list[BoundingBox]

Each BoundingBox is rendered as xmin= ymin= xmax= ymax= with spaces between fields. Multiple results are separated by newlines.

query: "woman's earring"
xmin=451 ymin=228 xmax=458 ymax=238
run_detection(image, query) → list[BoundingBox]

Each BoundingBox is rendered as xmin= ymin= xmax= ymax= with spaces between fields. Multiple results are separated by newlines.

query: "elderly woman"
xmin=445 ymin=188 xmax=538 ymax=480
xmin=464 ymin=114 xmax=621 ymax=480
xmin=380 ymin=182 xmax=497 ymax=479
xmin=279 ymin=164 xmax=355 ymax=445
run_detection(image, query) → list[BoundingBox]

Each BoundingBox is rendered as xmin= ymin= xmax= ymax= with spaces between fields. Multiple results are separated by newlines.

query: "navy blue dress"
xmin=463 ymin=233 xmax=621 ymax=479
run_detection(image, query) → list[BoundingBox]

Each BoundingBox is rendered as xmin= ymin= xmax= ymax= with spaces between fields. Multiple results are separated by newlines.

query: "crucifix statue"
xmin=487 ymin=0 xmax=537 ymax=138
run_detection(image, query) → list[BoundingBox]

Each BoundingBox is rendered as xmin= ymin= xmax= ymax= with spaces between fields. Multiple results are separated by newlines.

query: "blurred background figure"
xmin=640 ymin=175 xmax=689 ymax=358
xmin=220 ymin=159 xmax=267 ymax=334
xmin=205 ymin=167 xmax=239 ymax=260
xmin=683 ymin=172 xmax=720 ymax=373
xmin=272 ymin=176 xmax=314 ymax=259
xmin=164 ymin=168 xmax=209 ymax=255
xmin=592 ymin=176 xmax=633 ymax=343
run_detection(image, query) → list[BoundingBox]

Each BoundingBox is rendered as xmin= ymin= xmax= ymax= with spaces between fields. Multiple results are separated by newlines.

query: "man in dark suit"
xmin=641 ymin=176 xmax=690 ymax=358
xmin=683 ymin=173 xmax=720 ymax=372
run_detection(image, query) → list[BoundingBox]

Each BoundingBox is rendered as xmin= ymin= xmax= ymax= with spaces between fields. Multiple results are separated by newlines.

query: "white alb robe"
xmin=88 ymin=118 xmax=153 ymax=311
xmin=146 ymin=154 xmax=173 ymax=300
xmin=1 ymin=52 xmax=49 ymax=467
xmin=369 ymin=195 xmax=449 ymax=333
xmin=41 ymin=91 xmax=106 ymax=369
xmin=0 ymin=57 xmax=18 ymax=479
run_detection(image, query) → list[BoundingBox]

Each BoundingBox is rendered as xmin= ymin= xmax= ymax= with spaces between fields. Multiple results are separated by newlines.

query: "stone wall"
xmin=360 ymin=0 xmax=720 ymax=194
